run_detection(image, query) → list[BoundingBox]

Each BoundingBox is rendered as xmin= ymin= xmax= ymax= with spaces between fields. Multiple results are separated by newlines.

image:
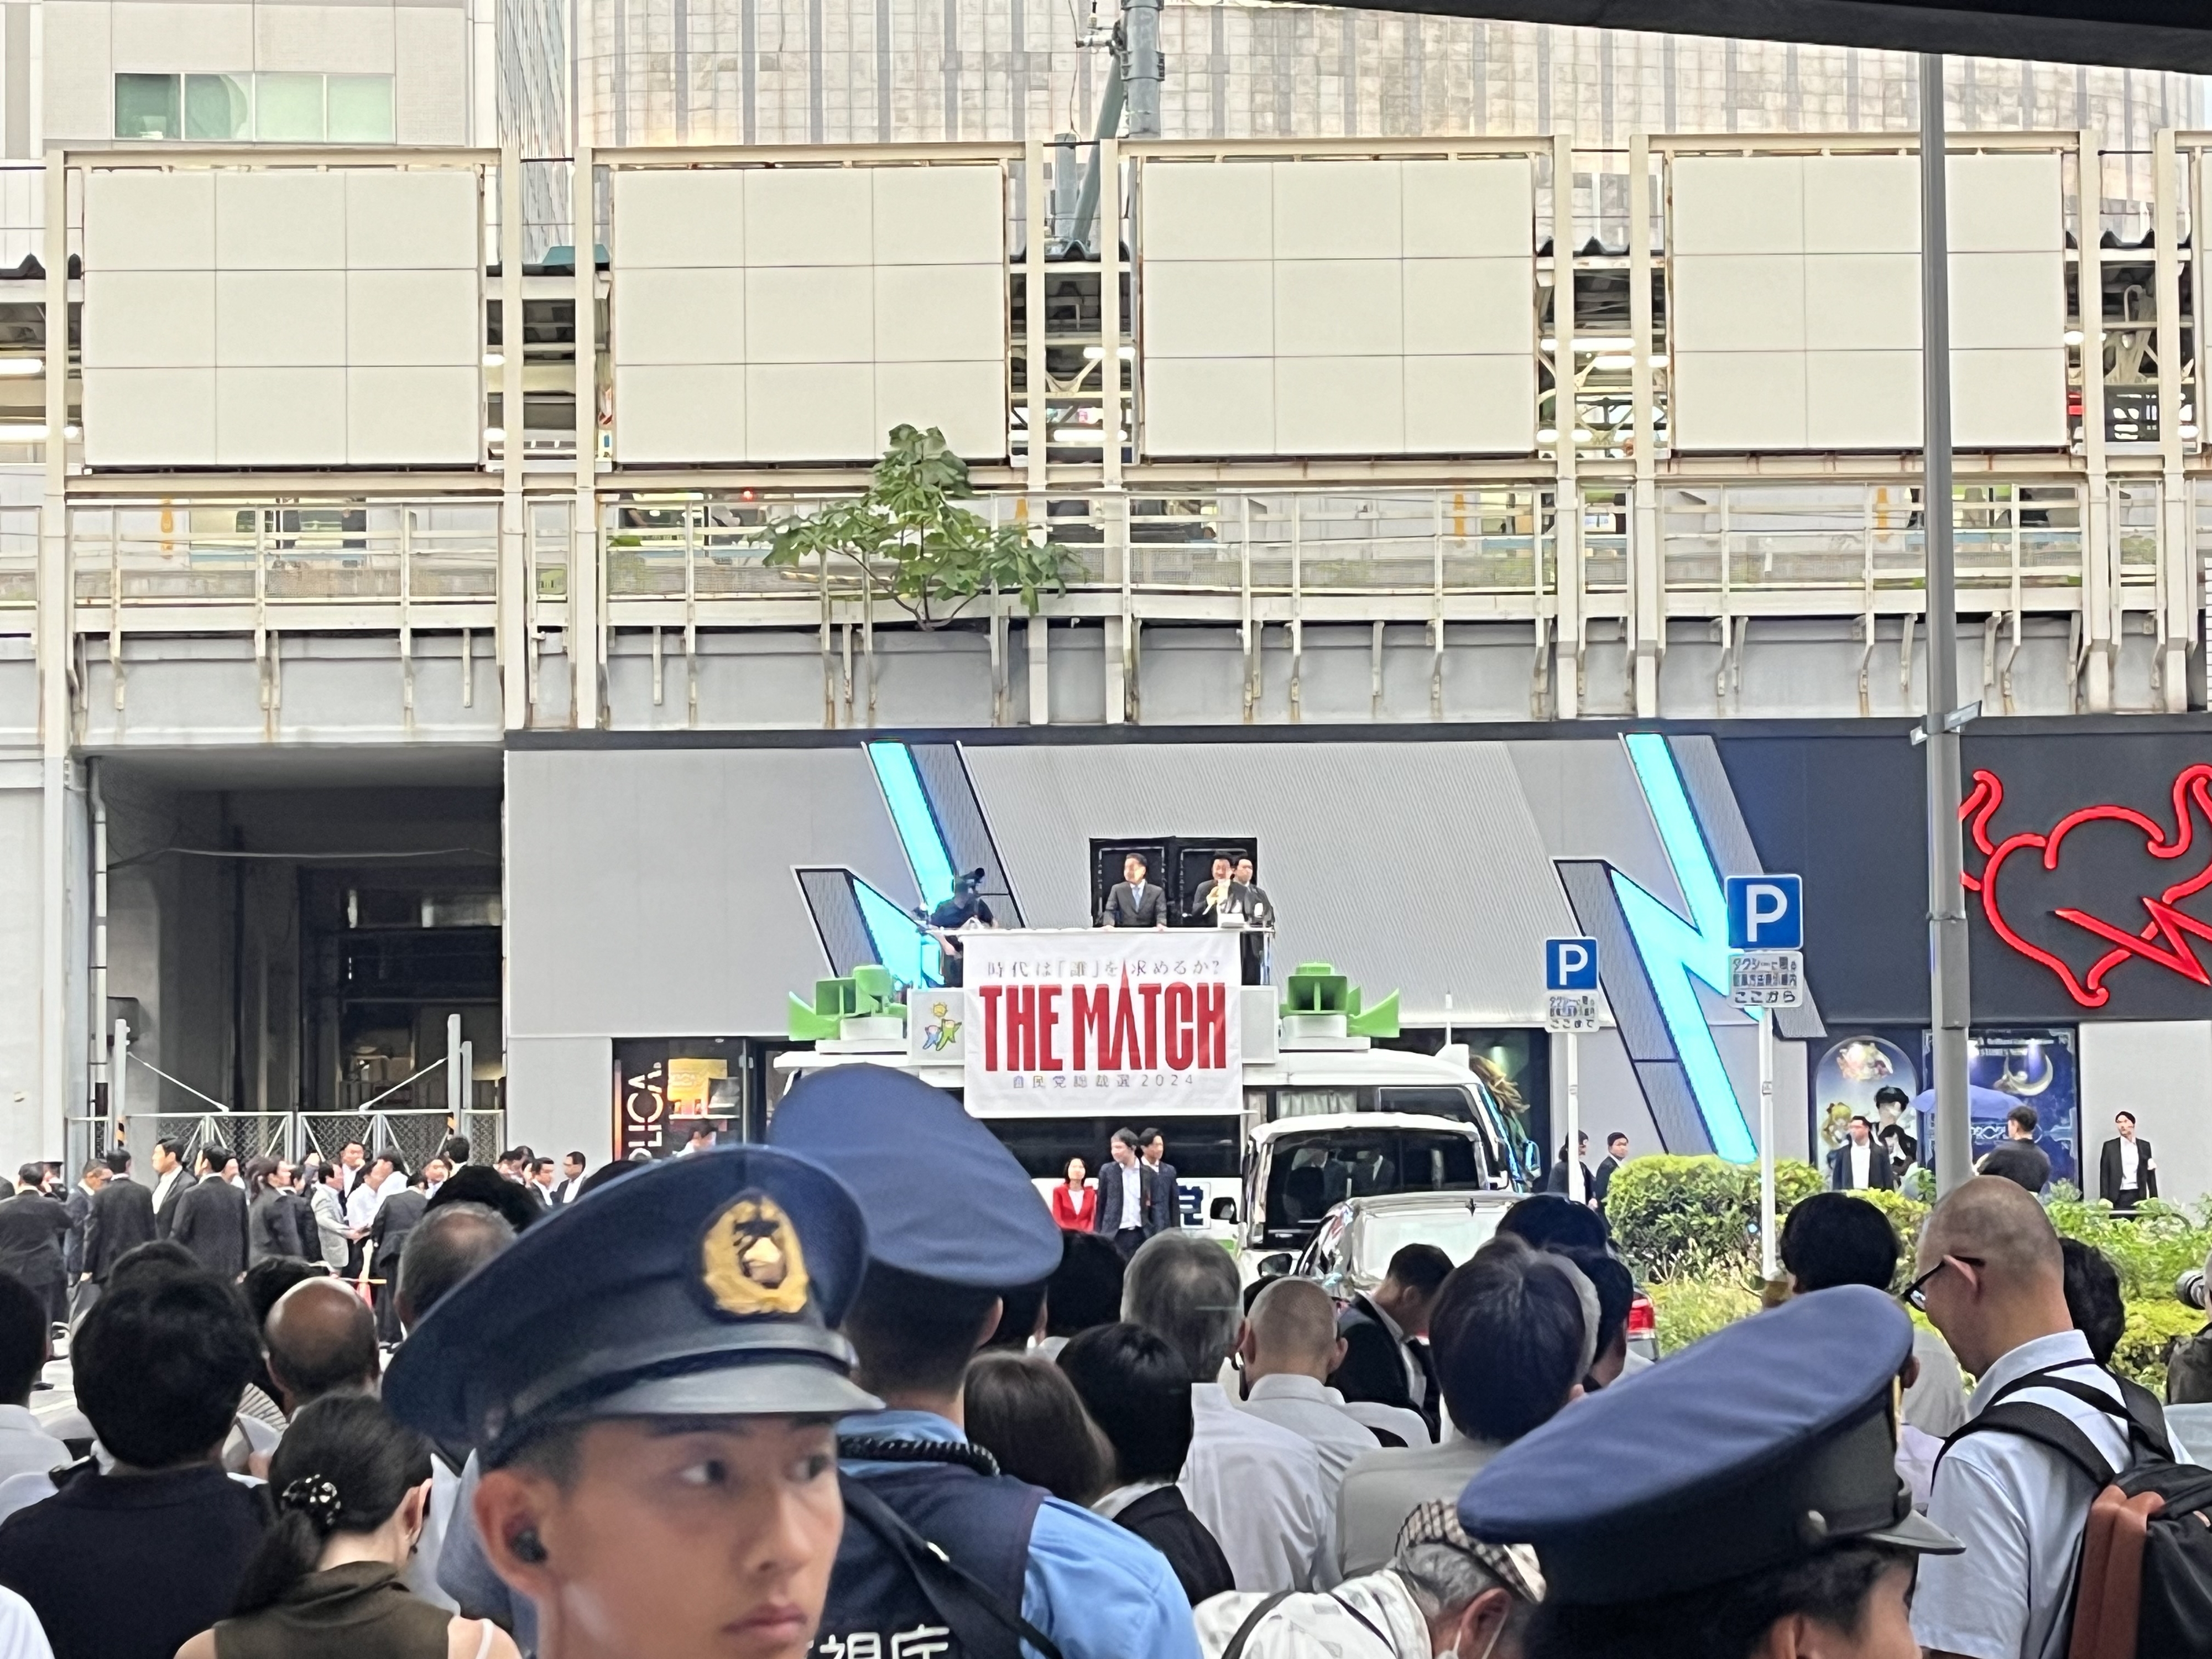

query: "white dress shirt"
xmin=346 ymin=1170 xmax=391 ymax=1230
xmin=1181 ymin=1383 xmax=1335 ymax=1594
xmin=0 ymin=1587 xmax=51 ymax=1659
xmin=1116 ymin=1162 xmax=1144 ymax=1230
xmin=1239 ymin=1374 xmax=1385 ymax=1500
xmin=2120 ymin=1138 xmax=2141 ymax=1186
xmin=1912 ymin=1329 xmax=2132 ymax=1659
xmin=0 ymin=1407 xmax=68 ymax=1485
xmin=1848 ymin=1141 xmax=1872 ymax=1188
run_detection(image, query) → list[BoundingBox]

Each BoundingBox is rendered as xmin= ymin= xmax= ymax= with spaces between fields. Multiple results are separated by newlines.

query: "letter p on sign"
xmin=1726 ymin=875 xmax=1803 ymax=951
xmin=1546 ymin=937 xmax=1600 ymax=992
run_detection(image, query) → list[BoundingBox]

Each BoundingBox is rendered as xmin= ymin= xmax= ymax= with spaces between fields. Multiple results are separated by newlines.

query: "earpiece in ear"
xmin=511 ymin=1528 xmax=548 ymax=1564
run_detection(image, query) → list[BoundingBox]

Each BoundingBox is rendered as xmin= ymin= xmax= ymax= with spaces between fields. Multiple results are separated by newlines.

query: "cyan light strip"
xmin=1613 ymin=733 xmax=1757 ymax=1162
xmin=867 ymin=740 xmax=958 ymax=911
xmin=852 ymin=874 xmax=940 ymax=989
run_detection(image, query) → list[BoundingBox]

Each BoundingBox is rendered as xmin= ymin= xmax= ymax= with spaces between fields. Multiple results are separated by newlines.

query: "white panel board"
xmin=84 ymin=164 xmax=482 ymax=467
xmin=611 ymin=163 xmax=1004 ymax=464
xmin=1140 ymin=156 xmax=1536 ymax=458
xmin=1672 ymin=148 xmax=2065 ymax=451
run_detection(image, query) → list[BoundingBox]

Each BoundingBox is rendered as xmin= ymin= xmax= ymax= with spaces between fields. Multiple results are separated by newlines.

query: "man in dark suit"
xmin=169 ymin=1144 xmax=250 ymax=1280
xmin=83 ymin=1147 xmax=155 ymax=1287
xmin=1329 ymin=1242 xmax=1452 ymax=1439
xmin=1101 ymin=853 xmax=1168 ymax=929
xmin=0 ymin=1166 xmax=69 ymax=1326
xmin=1233 ymin=855 xmax=1275 ymax=985
xmin=1592 ymin=1132 xmax=1629 ymax=1206
xmin=149 ymin=1137 xmax=191 ymax=1237
xmin=2100 ymin=1110 xmax=2158 ymax=1213
xmin=60 ymin=1161 xmax=106 ymax=1316
xmin=1091 ymin=1129 xmax=1160 ymax=1260
xmin=366 ymin=1175 xmax=430 ymax=1344
xmin=1825 ymin=1115 xmax=1897 ymax=1191
xmin=1140 ymin=1129 xmax=1181 ymax=1232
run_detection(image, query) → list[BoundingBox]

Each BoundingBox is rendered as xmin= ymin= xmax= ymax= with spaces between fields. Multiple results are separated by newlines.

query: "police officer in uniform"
xmin=383 ymin=1145 xmax=884 ymax=1659
xmin=771 ymin=1064 xmax=1203 ymax=1659
xmin=1457 ymin=1285 xmax=1960 ymax=1659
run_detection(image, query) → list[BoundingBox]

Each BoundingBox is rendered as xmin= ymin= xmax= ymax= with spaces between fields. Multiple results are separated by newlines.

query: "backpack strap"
xmin=1983 ymin=1368 xmax=2177 ymax=1462
xmin=1220 ymin=1593 xmax=1296 ymax=1659
xmin=1946 ymin=1399 xmax=2122 ymax=1489
xmin=837 ymin=1474 xmax=1066 ymax=1659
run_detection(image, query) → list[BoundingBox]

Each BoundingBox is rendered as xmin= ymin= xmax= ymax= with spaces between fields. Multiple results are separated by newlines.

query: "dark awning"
xmin=1301 ymin=0 xmax=2212 ymax=76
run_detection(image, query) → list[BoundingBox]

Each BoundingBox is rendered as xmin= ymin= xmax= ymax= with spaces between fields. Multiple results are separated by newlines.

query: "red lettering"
xmin=1138 ymin=983 xmax=1163 ymax=1070
xmin=1007 ymin=985 xmax=1036 ymax=1071
xmin=977 ymin=985 xmax=1003 ymax=1071
xmin=1196 ymin=982 xmax=1226 ymax=1068
xmin=1040 ymin=985 xmax=1064 ymax=1071
xmin=1165 ymin=982 xmax=1194 ymax=1070
xmin=1075 ymin=985 xmax=1115 ymax=1070
xmin=1111 ymin=980 xmax=1142 ymax=1071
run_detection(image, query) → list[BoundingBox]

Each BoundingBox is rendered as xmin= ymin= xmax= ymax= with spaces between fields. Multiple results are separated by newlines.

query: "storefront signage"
xmin=1963 ymin=763 xmax=2212 ymax=1009
xmin=963 ymin=930 xmax=1243 ymax=1115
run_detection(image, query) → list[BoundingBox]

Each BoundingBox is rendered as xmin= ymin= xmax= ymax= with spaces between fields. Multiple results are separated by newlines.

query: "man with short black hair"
xmin=1095 ymin=1128 xmax=1160 ymax=1260
xmin=550 ymin=1150 xmax=587 ymax=1206
xmin=526 ymin=1157 xmax=557 ymax=1209
xmin=1827 ymin=1114 xmax=1896 ymax=1191
xmin=1104 ymin=851 xmax=1170 ymax=929
xmin=263 ymin=1275 xmax=379 ymax=1415
xmin=148 ymin=1137 xmax=190 ymax=1234
xmin=1059 ymin=1322 xmax=1235 ymax=1606
xmin=82 ymin=1146 xmax=154 ymax=1292
xmin=0 ymin=1269 xmax=267 ymax=1659
xmin=1778 ymin=1192 xmax=1965 ymax=1438
xmin=60 ymin=1161 xmax=107 ymax=1315
xmin=336 ymin=1140 xmax=367 ymax=1195
xmin=168 ymin=1145 xmax=249 ymax=1280
xmin=307 ymin=1158 xmax=351 ymax=1273
xmin=1336 ymin=1236 xmax=1593 ymax=1579
xmin=0 ymin=1167 xmax=68 ymax=1326
xmin=2099 ymin=1110 xmax=2156 ymax=1213
xmin=1332 ymin=1243 xmax=1452 ymax=1439
xmin=364 ymin=1165 xmax=429 ymax=1344
xmin=1128 ymin=1231 xmax=1333 ymax=1593
xmin=1979 ymin=1104 xmax=2053 ymax=1196
xmin=0 ymin=1272 xmax=65 ymax=1480
xmin=1592 ymin=1132 xmax=1630 ymax=1205
xmin=1142 ymin=1129 xmax=1182 ymax=1232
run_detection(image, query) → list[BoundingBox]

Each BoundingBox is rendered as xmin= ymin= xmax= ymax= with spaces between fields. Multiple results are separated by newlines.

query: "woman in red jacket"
xmin=1050 ymin=1157 xmax=1095 ymax=1230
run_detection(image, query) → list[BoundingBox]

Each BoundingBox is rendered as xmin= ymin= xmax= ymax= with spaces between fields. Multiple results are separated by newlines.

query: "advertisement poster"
xmin=1919 ymin=1027 xmax=2080 ymax=1187
xmin=963 ymin=930 xmax=1242 ymax=1116
xmin=615 ymin=1040 xmax=743 ymax=1160
xmin=1809 ymin=1032 xmax=1922 ymax=1165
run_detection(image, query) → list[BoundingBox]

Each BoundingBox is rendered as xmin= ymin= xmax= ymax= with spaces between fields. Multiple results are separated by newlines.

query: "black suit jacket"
xmin=1112 ymin=1484 xmax=1235 ymax=1607
xmin=1092 ymin=1161 xmax=1161 ymax=1237
xmin=152 ymin=1169 xmax=190 ymax=1238
xmin=84 ymin=1177 xmax=154 ymax=1281
xmin=0 ymin=1192 xmax=68 ymax=1294
xmin=169 ymin=1176 xmax=249 ymax=1280
xmin=1827 ymin=1142 xmax=1897 ymax=1191
xmin=61 ymin=1186 xmax=93 ymax=1279
xmin=1329 ymin=1292 xmax=1437 ymax=1435
xmin=1146 ymin=1160 xmax=1181 ymax=1230
xmin=1592 ymin=1154 xmax=1624 ymax=1204
xmin=2101 ymin=1136 xmax=2158 ymax=1205
xmin=1102 ymin=882 xmax=1168 ymax=928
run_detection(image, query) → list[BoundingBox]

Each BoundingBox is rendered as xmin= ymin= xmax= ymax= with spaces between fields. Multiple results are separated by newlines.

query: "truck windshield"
xmin=1264 ymin=1129 xmax=1484 ymax=1235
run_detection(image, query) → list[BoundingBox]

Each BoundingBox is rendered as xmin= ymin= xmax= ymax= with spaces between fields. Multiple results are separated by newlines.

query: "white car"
xmin=1229 ymin=1113 xmax=1505 ymax=1260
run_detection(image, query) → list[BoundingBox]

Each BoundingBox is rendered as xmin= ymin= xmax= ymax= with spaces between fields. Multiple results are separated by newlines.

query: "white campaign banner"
xmin=963 ymin=929 xmax=1244 ymax=1115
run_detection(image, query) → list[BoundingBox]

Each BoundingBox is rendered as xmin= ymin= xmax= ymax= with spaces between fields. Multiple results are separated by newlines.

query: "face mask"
xmin=1438 ymin=1609 xmax=1509 ymax=1659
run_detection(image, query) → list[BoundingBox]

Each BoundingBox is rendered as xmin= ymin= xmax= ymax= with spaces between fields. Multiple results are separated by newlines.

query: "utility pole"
xmin=1919 ymin=53 xmax=1974 ymax=1195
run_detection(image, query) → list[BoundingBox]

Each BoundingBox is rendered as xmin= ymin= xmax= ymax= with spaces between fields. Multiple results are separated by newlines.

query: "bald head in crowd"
xmin=263 ymin=1276 xmax=380 ymax=1416
xmin=1238 ymin=1277 xmax=1348 ymax=1384
xmin=1914 ymin=1174 xmax=2071 ymax=1378
xmin=396 ymin=1200 xmax=515 ymax=1333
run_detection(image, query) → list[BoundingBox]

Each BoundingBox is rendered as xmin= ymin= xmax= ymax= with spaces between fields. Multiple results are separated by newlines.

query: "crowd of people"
xmin=0 ymin=1076 xmax=2181 ymax=1659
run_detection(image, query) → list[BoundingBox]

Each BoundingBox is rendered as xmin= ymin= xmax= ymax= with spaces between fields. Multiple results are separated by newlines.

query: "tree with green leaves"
xmin=761 ymin=424 xmax=1074 ymax=628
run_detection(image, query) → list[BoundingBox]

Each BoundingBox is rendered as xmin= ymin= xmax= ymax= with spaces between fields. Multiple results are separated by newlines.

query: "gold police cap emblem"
xmin=700 ymin=1191 xmax=811 ymax=1317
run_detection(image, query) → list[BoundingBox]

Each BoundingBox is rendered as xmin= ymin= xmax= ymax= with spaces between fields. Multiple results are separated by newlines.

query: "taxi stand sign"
xmin=1544 ymin=938 xmax=1603 ymax=1203
xmin=1724 ymin=878 xmax=1802 ymax=1281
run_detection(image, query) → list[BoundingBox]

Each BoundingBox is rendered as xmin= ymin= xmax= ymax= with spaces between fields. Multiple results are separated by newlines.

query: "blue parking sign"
xmin=1725 ymin=875 xmax=1803 ymax=950
xmin=1545 ymin=937 xmax=1600 ymax=991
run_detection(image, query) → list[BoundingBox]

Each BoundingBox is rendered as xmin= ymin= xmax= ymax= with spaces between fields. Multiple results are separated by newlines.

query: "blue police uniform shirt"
xmin=843 ymin=1410 xmax=1202 ymax=1659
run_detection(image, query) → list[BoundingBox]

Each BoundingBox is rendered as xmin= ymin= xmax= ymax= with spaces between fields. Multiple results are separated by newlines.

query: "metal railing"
xmin=66 ymin=1107 xmax=507 ymax=1180
xmin=70 ymin=503 xmax=500 ymax=607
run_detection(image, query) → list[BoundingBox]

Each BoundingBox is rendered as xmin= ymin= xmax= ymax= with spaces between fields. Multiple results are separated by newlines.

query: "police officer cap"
xmin=1456 ymin=1284 xmax=1959 ymax=1605
xmin=385 ymin=1146 xmax=880 ymax=1465
xmin=770 ymin=1062 xmax=1063 ymax=1287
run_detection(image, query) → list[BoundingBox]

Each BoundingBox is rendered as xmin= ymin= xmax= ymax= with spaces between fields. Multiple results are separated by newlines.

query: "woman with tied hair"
xmin=175 ymin=1394 xmax=520 ymax=1659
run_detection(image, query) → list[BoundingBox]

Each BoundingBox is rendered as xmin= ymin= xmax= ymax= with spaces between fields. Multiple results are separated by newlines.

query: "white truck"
xmin=771 ymin=980 xmax=1534 ymax=1241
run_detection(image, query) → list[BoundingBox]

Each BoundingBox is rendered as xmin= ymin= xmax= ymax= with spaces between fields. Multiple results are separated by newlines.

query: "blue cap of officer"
xmin=1457 ymin=1284 xmax=1959 ymax=1605
xmin=769 ymin=1063 xmax=1063 ymax=1288
xmin=384 ymin=1146 xmax=881 ymax=1465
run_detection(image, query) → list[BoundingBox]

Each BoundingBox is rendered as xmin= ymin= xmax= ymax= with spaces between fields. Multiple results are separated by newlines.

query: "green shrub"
xmin=2046 ymin=1194 xmax=2212 ymax=1301
xmin=1647 ymin=1275 xmax=1764 ymax=1355
xmin=1606 ymin=1154 xmax=1820 ymax=1282
xmin=2115 ymin=1298 xmax=2205 ymax=1395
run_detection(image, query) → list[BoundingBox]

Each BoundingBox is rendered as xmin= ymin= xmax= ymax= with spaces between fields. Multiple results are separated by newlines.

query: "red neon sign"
xmin=1960 ymin=764 xmax=2212 ymax=1008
